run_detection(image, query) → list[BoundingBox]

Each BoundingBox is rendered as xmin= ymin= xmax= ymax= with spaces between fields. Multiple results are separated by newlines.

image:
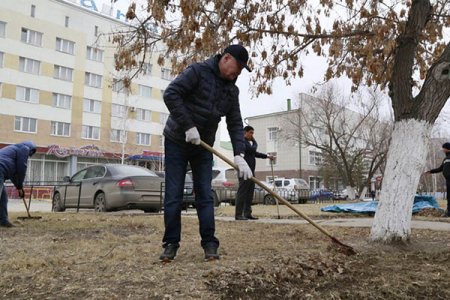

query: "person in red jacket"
xmin=0 ymin=141 xmax=36 ymax=227
xmin=424 ymin=142 xmax=450 ymax=217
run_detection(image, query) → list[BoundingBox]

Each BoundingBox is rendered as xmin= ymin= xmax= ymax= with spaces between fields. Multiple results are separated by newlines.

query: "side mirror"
xmin=63 ymin=176 xmax=71 ymax=182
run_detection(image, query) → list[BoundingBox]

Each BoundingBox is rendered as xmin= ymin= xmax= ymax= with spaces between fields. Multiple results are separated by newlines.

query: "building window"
xmin=94 ymin=25 xmax=98 ymax=37
xmin=85 ymin=72 xmax=102 ymax=88
xmin=139 ymin=85 xmax=152 ymax=97
xmin=110 ymin=129 xmax=125 ymax=143
xmin=0 ymin=51 xmax=3 ymax=68
xmin=309 ymin=151 xmax=323 ymax=166
xmin=143 ymin=63 xmax=152 ymax=76
xmin=82 ymin=125 xmax=100 ymax=140
xmin=112 ymin=79 xmax=126 ymax=93
xmin=16 ymin=86 xmax=39 ymax=103
xmin=54 ymin=65 xmax=73 ymax=81
xmin=267 ymin=127 xmax=279 ymax=141
xmin=19 ymin=57 xmax=40 ymax=75
xmin=52 ymin=93 xmax=71 ymax=109
xmin=111 ymin=104 xmax=126 ymax=117
xmin=15 ymin=116 xmax=37 ymax=133
xmin=65 ymin=16 xmax=69 ymax=28
xmin=83 ymin=98 xmax=101 ymax=113
xmin=51 ymin=121 xmax=70 ymax=137
xmin=86 ymin=46 xmax=103 ymax=62
xmin=136 ymin=108 xmax=151 ymax=121
xmin=136 ymin=132 xmax=151 ymax=145
xmin=21 ymin=28 xmax=42 ymax=46
xmin=31 ymin=5 xmax=36 ymax=17
xmin=309 ymin=176 xmax=322 ymax=190
xmin=160 ymin=113 xmax=169 ymax=125
xmin=161 ymin=68 xmax=173 ymax=80
xmin=0 ymin=22 xmax=5 ymax=38
xmin=56 ymin=38 xmax=75 ymax=54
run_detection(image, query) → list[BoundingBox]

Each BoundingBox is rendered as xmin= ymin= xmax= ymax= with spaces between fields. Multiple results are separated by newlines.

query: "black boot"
xmin=159 ymin=243 xmax=179 ymax=262
xmin=0 ymin=221 xmax=14 ymax=228
xmin=204 ymin=245 xmax=220 ymax=261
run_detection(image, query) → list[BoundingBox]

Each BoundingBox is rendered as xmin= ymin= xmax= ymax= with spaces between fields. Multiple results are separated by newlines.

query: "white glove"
xmin=234 ymin=155 xmax=252 ymax=180
xmin=185 ymin=127 xmax=201 ymax=145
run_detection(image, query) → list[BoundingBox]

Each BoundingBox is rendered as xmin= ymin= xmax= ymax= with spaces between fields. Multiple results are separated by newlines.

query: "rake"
xmin=201 ymin=141 xmax=356 ymax=255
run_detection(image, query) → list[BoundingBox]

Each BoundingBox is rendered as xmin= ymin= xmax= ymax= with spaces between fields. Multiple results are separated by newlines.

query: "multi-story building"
xmin=246 ymin=109 xmax=324 ymax=189
xmin=247 ymin=93 xmax=386 ymax=191
xmin=0 ymin=0 xmax=172 ymax=182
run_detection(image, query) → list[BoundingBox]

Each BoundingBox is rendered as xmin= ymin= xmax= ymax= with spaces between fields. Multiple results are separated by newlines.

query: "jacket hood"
xmin=21 ymin=141 xmax=37 ymax=156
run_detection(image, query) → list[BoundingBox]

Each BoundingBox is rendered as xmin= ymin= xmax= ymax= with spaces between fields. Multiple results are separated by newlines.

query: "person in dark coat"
xmin=0 ymin=141 xmax=36 ymax=227
xmin=160 ymin=45 xmax=253 ymax=262
xmin=235 ymin=126 xmax=274 ymax=220
xmin=424 ymin=142 xmax=450 ymax=217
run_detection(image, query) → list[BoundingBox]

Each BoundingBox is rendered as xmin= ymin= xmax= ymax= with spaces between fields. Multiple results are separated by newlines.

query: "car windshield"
xmin=294 ymin=179 xmax=309 ymax=188
xmin=212 ymin=170 xmax=221 ymax=179
xmin=109 ymin=165 xmax=158 ymax=177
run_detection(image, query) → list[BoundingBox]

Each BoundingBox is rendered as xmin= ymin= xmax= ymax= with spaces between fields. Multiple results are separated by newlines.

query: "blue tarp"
xmin=320 ymin=195 xmax=442 ymax=214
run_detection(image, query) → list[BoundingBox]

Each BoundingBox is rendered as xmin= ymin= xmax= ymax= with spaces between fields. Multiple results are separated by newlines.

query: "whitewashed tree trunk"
xmin=346 ymin=186 xmax=356 ymax=200
xmin=370 ymin=119 xmax=432 ymax=242
xmin=360 ymin=186 xmax=368 ymax=199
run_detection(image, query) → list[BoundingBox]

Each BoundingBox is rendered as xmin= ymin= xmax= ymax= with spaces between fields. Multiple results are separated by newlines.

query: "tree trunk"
xmin=346 ymin=186 xmax=356 ymax=200
xmin=370 ymin=119 xmax=432 ymax=242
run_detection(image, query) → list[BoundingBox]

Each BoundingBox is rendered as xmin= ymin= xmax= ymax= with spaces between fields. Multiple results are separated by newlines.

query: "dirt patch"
xmin=1 ymin=212 xmax=450 ymax=299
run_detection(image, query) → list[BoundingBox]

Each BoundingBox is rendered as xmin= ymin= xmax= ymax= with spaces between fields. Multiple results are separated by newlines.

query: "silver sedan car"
xmin=52 ymin=164 xmax=164 ymax=212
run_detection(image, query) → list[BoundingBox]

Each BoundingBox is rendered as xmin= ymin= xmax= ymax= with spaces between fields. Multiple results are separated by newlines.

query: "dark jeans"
xmin=446 ymin=180 xmax=450 ymax=216
xmin=162 ymin=137 xmax=219 ymax=248
xmin=235 ymin=178 xmax=255 ymax=217
xmin=0 ymin=173 xmax=8 ymax=224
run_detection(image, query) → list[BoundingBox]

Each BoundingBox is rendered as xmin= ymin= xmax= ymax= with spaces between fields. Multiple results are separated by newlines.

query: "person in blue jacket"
xmin=235 ymin=126 xmax=273 ymax=220
xmin=424 ymin=142 xmax=450 ymax=217
xmin=160 ymin=44 xmax=253 ymax=262
xmin=0 ymin=141 xmax=36 ymax=227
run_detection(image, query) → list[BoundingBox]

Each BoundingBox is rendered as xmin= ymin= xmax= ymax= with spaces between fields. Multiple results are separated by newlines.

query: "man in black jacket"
xmin=160 ymin=45 xmax=253 ymax=262
xmin=424 ymin=142 xmax=450 ymax=217
xmin=235 ymin=126 xmax=273 ymax=220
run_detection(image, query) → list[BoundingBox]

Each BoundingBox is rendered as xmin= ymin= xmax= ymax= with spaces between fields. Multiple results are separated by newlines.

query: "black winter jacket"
xmin=243 ymin=138 xmax=267 ymax=172
xmin=163 ymin=55 xmax=245 ymax=156
xmin=429 ymin=152 xmax=450 ymax=181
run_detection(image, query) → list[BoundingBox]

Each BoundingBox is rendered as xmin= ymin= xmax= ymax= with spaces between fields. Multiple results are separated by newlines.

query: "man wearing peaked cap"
xmin=160 ymin=44 xmax=253 ymax=262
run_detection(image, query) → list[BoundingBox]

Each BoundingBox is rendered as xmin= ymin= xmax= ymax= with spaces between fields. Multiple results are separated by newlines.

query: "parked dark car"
xmin=52 ymin=164 xmax=164 ymax=213
xmin=309 ymin=189 xmax=334 ymax=202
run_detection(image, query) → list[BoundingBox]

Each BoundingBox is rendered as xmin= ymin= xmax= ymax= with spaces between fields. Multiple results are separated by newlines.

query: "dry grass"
xmin=1 ymin=209 xmax=450 ymax=299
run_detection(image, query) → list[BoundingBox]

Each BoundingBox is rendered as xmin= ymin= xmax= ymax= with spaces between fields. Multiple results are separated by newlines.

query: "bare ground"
xmin=1 ymin=206 xmax=450 ymax=299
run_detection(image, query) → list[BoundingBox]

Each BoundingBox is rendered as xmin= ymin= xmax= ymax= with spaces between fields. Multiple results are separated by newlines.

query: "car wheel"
xmin=212 ymin=191 xmax=219 ymax=207
xmin=52 ymin=192 xmax=65 ymax=212
xmin=264 ymin=194 xmax=276 ymax=205
xmin=94 ymin=192 xmax=107 ymax=212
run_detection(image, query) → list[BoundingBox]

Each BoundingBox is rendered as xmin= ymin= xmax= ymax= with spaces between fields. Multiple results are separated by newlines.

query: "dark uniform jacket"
xmin=429 ymin=152 xmax=450 ymax=181
xmin=163 ymin=55 xmax=245 ymax=156
xmin=0 ymin=141 xmax=36 ymax=189
xmin=243 ymin=138 xmax=267 ymax=173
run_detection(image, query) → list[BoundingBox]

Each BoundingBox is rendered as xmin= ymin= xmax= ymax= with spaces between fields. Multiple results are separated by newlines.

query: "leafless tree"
xmin=280 ymin=84 xmax=392 ymax=198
